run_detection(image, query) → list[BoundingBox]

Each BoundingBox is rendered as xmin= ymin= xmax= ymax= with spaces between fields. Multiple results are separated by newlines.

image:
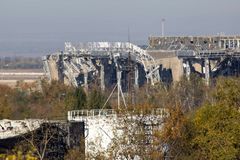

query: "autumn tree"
xmin=212 ymin=77 xmax=240 ymax=108
xmin=159 ymin=104 xmax=194 ymax=159
xmin=189 ymin=104 xmax=240 ymax=160
xmin=161 ymin=77 xmax=240 ymax=159
xmin=40 ymin=80 xmax=77 ymax=119
xmin=0 ymin=85 xmax=12 ymax=119
xmin=135 ymin=74 xmax=206 ymax=112
xmin=170 ymin=74 xmax=206 ymax=112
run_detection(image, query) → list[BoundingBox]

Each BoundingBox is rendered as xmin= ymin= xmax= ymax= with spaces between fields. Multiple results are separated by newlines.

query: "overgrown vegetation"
xmin=0 ymin=75 xmax=239 ymax=159
xmin=108 ymin=76 xmax=240 ymax=159
xmin=159 ymin=76 xmax=240 ymax=160
xmin=0 ymin=79 xmax=109 ymax=120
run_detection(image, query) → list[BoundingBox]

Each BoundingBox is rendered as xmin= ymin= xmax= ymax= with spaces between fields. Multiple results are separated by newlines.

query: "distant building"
xmin=147 ymin=35 xmax=240 ymax=84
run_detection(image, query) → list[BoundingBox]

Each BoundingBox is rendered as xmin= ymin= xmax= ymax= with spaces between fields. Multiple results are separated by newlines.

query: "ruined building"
xmin=148 ymin=35 xmax=240 ymax=84
xmin=43 ymin=36 xmax=240 ymax=90
xmin=0 ymin=119 xmax=85 ymax=159
xmin=43 ymin=42 xmax=160 ymax=91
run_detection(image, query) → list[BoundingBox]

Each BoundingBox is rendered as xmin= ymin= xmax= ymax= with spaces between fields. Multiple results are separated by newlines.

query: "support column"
xmin=150 ymin=74 xmax=154 ymax=86
xmin=117 ymin=70 xmax=122 ymax=108
xmin=134 ymin=65 xmax=139 ymax=89
xmin=218 ymin=40 xmax=221 ymax=48
xmin=84 ymin=73 xmax=88 ymax=90
xmin=146 ymin=77 xmax=149 ymax=84
xmin=204 ymin=59 xmax=210 ymax=86
xmin=100 ymin=63 xmax=105 ymax=91
xmin=201 ymin=59 xmax=204 ymax=75
xmin=186 ymin=60 xmax=191 ymax=80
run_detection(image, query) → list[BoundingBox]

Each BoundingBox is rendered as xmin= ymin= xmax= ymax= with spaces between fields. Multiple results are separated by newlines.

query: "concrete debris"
xmin=0 ymin=119 xmax=44 ymax=139
xmin=43 ymin=42 xmax=160 ymax=90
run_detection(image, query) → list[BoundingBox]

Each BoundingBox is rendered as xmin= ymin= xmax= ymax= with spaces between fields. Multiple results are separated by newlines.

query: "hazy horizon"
xmin=0 ymin=0 xmax=240 ymax=57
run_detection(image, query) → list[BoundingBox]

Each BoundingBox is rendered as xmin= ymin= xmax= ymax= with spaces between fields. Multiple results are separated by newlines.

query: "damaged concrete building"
xmin=0 ymin=119 xmax=85 ymax=159
xmin=43 ymin=42 xmax=160 ymax=91
xmin=148 ymin=35 xmax=240 ymax=84
xmin=43 ymin=35 xmax=240 ymax=90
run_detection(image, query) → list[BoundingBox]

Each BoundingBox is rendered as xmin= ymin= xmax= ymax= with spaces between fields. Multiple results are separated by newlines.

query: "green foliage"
xmin=41 ymin=80 xmax=72 ymax=104
xmin=0 ymin=75 xmax=239 ymax=159
xmin=162 ymin=77 xmax=240 ymax=160
xmin=138 ymin=74 xmax=206 ymax=111
xmin=74 ymin=87 xmax=87 ymax=110
xmin=160 ymin=105 xmax=194 ymax=159
xmin=0 ymin=151 xmax=37 ymax=160
xmin=0 ymin=97 xmax=11 ymax=119
xmin=28 ymin=91 xmax=44 ymax=104
xmin=213 ymin=77 xmax=240 ymax=108
xmin=190 ymin=104 xmax=240 ymax=160
xmin=87 ymin=87 xmax=110 ymax=109
xmin=172 ymin=74 xmax=206 ymax=111
xmin=0 ymin=85 xmax=12 ymax=119
xmin=0 ymin=79 xmax=113 ymax=119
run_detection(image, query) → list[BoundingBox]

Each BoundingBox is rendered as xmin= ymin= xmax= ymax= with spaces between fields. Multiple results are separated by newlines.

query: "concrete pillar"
xmin=230 ymin=40 xmax=233 ymax=48
xmin=117 ymin=70 xmax=122 ymax=108
xmin=100 ymin=63 xmax=105 ymax=91
xmin=201 ymin=60 xmax=204 ymax=74
xmin=84 ymin=73 xmax=88 ymax=90
xmin=204 ymin=59 xmax=210 ymax=86
xmin=186 ymin=60 xmax=191 ymax=80
xmin=134 ymin=65 xmax=139 ymax=89
xmin=150 ymin=74 xmax=154 ymax=86
xmin=218 ymin=40 xmax=221 ymax=48
xmin=146 ymin=77 xmax=149 ymax=84
xmin=178 ymin=59 xmax=184 ymax=81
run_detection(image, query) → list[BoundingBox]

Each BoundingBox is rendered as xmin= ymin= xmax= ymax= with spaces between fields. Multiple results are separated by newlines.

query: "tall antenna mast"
xmin=127 ymin=27 xmax=135 ymax=105
xmin=161 ymin=18 xmax=166 ymax=37
xmin=128 ymin=27 xmax=131 ymax=43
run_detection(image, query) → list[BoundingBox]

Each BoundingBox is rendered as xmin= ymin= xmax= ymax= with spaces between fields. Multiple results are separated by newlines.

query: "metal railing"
xmin=177 ymin=49 xmax=240 ymax=58
xmin=67 ymin=109 xmax=117 ymax=121
xmin=64 ymin=42 xmax=160 ymax=85
xmin=67 ymin=108 xmax=168 ymax=122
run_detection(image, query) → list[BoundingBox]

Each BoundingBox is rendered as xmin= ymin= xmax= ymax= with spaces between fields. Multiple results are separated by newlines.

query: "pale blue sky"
xmin=0 ymin=0 xmax=239 ymax=56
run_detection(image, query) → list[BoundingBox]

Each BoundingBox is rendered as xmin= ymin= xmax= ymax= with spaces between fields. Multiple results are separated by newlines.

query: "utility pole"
xmin=127 ymin=28 xmax=136 ymax=106
xmin=161 ymin=18 xmax=166 ymax=37
xmin=127 ymin=51 xmax=135 ymax=105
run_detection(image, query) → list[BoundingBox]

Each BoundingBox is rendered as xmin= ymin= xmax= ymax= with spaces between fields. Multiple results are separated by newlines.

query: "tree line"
xmin=0 ymin=75 xmax=239 ymax=159
xmin=0 ymin=79 xmax=109 ymax=120
xmin=111 ymin=75 xmax=240 ymax=160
